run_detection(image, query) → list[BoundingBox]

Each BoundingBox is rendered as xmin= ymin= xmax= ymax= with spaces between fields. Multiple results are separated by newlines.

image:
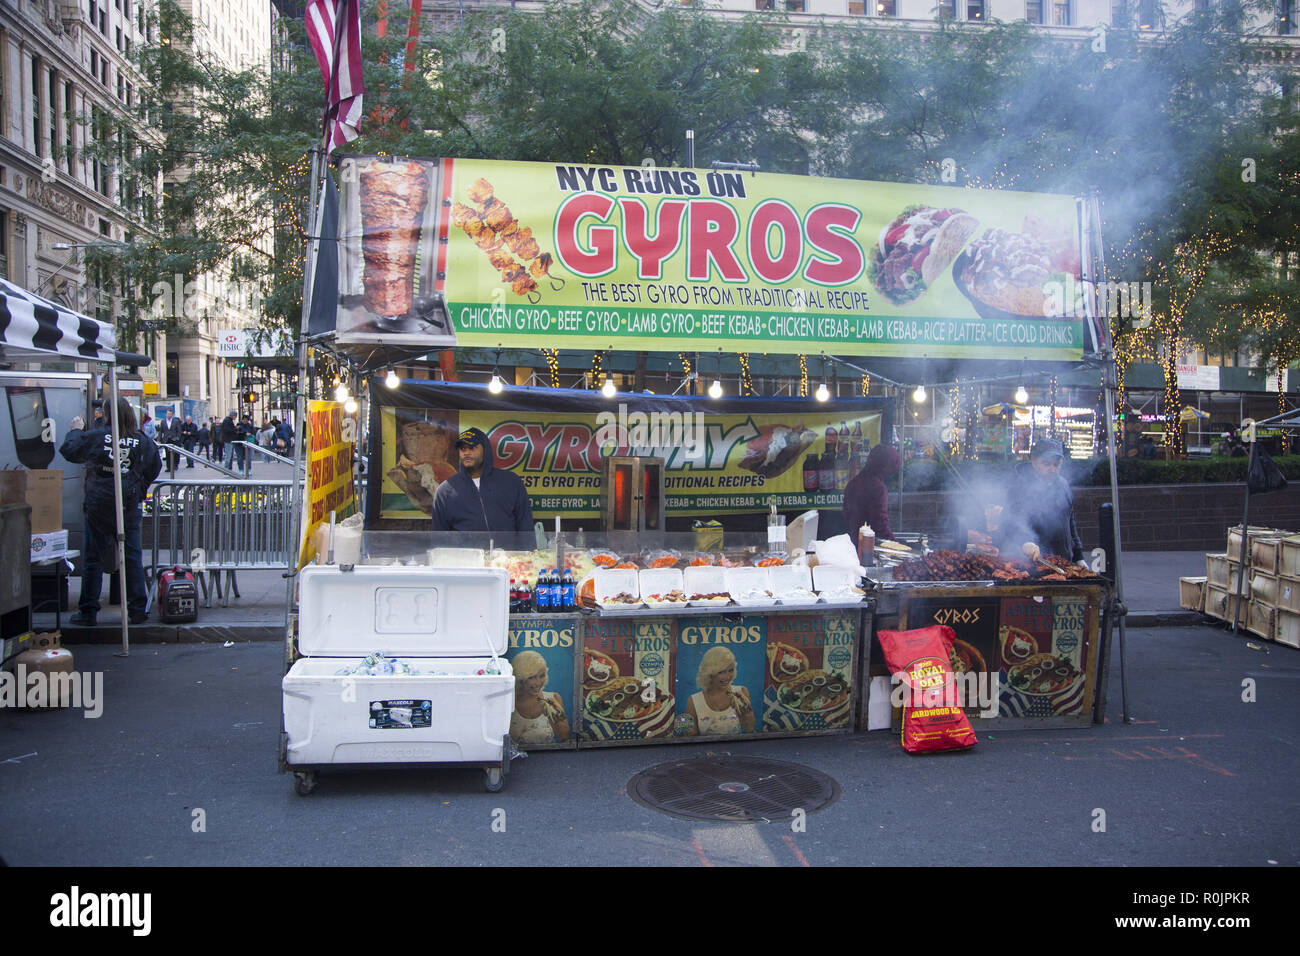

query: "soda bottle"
xmin=552 ymin=569 xmax=564 ymax=609
xmin=851 ymin=421 xmax=862 ymax=441
xmin=535 ymin=571 xmax=550 ymax=612
xmin=509 ymin=578 xmax=518 ymax=613
xmin=819 ymin=452 xmax=836 ymax=492
xmin=803 ymin=454 xmax=819 ymax=492
xmin=839 ymin=421 xmax=849 ymax=444
xmin=522 ymin=578 xmax=533 ymax=614
xmin=835 ymin=443 xmax=851 ymax=490
xmin=824 ymin=424 xmax=837 ymax=455
xmin=563 ymin=569 xmax=576 ymax=608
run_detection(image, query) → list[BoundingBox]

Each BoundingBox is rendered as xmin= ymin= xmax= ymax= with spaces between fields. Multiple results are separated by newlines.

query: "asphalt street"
xmin=1 ymin=622 xmax=1296 ymax=868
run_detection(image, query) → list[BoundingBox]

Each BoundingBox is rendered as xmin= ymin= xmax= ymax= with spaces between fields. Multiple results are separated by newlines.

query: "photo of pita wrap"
xmin=386 ymin=419 xmax=460 ymax=514
xmin=869 ymin=205 xmax=979 ymax=305
xmin=738 ymin=422 xmax=817 ymax=479
xmin=952 ymin=215 xmax=1081 ymax=319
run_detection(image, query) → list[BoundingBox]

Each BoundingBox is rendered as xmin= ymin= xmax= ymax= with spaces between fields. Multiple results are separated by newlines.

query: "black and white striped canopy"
xmin=0 ymin=277 xmax=124 ymax=364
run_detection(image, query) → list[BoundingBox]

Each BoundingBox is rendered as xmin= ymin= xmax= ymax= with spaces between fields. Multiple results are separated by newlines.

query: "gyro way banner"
xmin=369 ymin=383 xmax=890 ymax=520
xmin=298 ymin=399 xmax=359 ymax=570
xmin=336 ymin=155 xmax=1087 ymax=360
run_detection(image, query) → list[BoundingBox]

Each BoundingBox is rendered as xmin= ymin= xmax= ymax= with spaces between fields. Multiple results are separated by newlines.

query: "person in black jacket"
xmin=197 ymin=421 xmax=211 ymax=460
xmin=237 ymin=415 xmax=257 ymax=475
xmin=997 ymin=438 xmax=1084 ymax=564
xmin=181 ymin=415 xmax=199 ymax=468
xmin=59 ymin=397 xmax=162 ymax=626
xmin=431 ymin=427 xmax=533 ymax=536
xmin=219 ymin=413 xmax=239 ymax=470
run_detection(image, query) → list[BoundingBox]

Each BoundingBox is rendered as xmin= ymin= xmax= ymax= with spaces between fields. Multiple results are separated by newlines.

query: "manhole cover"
xmin=627 ymin=755 xmax=840 ymax=823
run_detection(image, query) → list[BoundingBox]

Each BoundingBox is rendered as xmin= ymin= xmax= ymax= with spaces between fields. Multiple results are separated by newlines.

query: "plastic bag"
xmin=1247 ymin=445 xmax=1287 ymax=494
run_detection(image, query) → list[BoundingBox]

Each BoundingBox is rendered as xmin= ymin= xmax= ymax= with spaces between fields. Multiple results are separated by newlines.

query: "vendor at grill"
xmin=997 ymin=438 xmax=1084 ymax=564
xmin=431 ymin=427 xmax=534 ymax=534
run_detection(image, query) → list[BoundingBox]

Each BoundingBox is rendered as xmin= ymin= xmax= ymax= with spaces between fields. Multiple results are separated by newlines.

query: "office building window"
xmin=1137 ymin=0 xmax=1162 ymax=28
xmin=1053 ymin=0 xmax=1071 ymax=23
xmin=65 ymin=82 xmax=75 ymax=174
xmin=968 ymin=0 xmax=985 ymax=18
xmin=1026 ymin=0 xmax=1043 ymax=20
xmin=940 ymin=0 xmax=958 ymax=17
xmin=48 ymin=69 xmax=58 ymax=168
xmin=786 ymin=0 xmax=805 ymax=9
xmin=755 ymin=0 xmax=773 ymax=8
xmin=848 ymin=0 xmax=866 ymax=11
xmin=1282 ymin=0 xmax=1298 ymax=34
xmin=877 ymin=0 xmax=898 ymax=15
xmin=31 ymin=57 xmax=42 ymax=157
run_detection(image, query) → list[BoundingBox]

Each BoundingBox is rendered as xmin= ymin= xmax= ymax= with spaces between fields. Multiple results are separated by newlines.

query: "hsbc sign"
xmin=217 ymin=329 xmax=295 ymax=358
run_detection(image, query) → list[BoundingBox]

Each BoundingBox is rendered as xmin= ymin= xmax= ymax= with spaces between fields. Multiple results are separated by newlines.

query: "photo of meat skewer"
xmin=451 ymin=177 xmax=565 ymax=304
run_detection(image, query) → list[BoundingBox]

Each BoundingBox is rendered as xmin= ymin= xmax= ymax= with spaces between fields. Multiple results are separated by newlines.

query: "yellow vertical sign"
xmin=298 ymin=399 xmax=358 ymax=569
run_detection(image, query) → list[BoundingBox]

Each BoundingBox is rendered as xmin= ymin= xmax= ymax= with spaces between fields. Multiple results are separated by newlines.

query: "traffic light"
xmin=244 ymin=390 xmax=257 ymax=403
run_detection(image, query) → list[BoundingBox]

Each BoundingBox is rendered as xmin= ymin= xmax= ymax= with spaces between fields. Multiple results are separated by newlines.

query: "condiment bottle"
xmin=858 ymin=524 xmax=876 ymax=566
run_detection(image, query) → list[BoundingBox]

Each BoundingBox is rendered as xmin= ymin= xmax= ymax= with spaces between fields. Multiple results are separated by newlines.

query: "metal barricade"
xmin=147 ymin=477 xmax=296 ymax=607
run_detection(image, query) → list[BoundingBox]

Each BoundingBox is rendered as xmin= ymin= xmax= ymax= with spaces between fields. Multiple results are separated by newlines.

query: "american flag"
xmin=305 ymin=0 xmax=365 ymax=150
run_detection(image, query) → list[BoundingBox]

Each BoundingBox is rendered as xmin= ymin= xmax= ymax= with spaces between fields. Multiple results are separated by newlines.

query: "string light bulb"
xmin=385 ymin=369 xmax=400 ymax=389
xmin=488 ymin=373 xmax=504 ymax=394
xmin=709 ymin=378 xmax=723 ymax=399
xmin=1015 ymin=384 xmax=1028 ymax=405
xmin=334 ymin=383 xmax=349 ymax=402
xmin=913 ymin=384 xmax=927 ymax=403
xmin=815 ymin=382 xmax=830 ymax=402
xmin=344 ymin=396 xmax=357 ymax=415
xmin=601 ymin=376 xmax=617 ymax=398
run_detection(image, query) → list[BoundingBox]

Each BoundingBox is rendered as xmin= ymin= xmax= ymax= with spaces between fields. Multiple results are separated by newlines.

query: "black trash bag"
xmin=1247 ymin=444 xmax=1287 ymax=494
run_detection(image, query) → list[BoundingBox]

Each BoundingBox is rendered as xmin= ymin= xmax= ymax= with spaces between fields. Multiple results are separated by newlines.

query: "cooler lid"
xmin=298 ymin=565 xmax=509 ymax=657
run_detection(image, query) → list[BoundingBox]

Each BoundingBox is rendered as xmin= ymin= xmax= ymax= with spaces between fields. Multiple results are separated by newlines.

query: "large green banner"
xmin=335 ymin=155 xmax=1086 ymax=360
xmin=440 ymin=159 xmax=1084 ymax=360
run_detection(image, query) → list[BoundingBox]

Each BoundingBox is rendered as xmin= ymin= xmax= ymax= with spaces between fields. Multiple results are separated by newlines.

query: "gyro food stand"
xmin=280 ymin=152 xmax=1129 ymax=792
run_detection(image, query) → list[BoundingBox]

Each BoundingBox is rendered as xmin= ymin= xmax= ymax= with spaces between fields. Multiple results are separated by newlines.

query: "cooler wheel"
xmin=485 ymin=767 xmax=504 ymax=792
xmin=293 ymin=771 xmax=318 ymax=796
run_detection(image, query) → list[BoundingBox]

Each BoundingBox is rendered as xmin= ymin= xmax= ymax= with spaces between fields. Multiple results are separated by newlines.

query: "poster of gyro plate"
xmin=895 ymin=586 xmax=1102 ymax=726
xmin=415 ymin=157 xmax=1086 ymax=360
xmin=579 ymin=611 xmax=858 ymax=745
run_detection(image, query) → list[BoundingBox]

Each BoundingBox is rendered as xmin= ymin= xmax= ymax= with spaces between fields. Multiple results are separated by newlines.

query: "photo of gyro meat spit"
xmin=358 ymin=160 xmax=431 ymax=317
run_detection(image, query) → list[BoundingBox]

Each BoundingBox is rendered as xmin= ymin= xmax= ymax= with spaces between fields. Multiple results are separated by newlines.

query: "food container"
xmin=684 ymin=565 xmax=730 ymax=605
xmin=751 ymin=551 xmax=787 ymax=568
xmin=644 ymin=549 xmax=682 ymax=569
xmin=813 ymin=565 xmax=860 ymax=594
xmin=588 ymin=549 xmax=622 ymax=569
xmin=638 ymin=568 xmax=686 ymax=608
xmin=725 ymin=567 xmax=776 ymax=606
xmin=426 ymin=547 xmax=486 ymax=567
xmin=594 ymin=568 xmax=642 ymax=608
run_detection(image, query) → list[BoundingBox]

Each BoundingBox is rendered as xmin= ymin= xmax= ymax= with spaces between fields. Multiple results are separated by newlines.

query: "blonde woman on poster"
xmin=510 ymin=651 xmax=570 ymax=744
xmin=686 ymin=647 xmax=754 ymax=736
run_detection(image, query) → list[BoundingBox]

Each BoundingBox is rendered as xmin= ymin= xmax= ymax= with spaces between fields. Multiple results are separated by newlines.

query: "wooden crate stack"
xmin=1195 ymin=525 xmax=1300 ymax=648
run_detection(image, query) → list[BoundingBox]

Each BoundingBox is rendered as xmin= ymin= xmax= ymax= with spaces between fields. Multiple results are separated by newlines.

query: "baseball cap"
xmin=455 ymin=428 xmax=484 ymax=449
xmin=1030 ymin=438 xmax=1065 ymax=461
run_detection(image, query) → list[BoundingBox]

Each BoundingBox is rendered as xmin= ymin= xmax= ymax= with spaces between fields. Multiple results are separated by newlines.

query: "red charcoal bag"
xmin=877 ymin=624 xmax=978 ymax=754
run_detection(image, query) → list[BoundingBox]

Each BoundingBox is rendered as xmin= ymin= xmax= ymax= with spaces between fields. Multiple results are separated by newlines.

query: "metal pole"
xmin=685 ymin=129 xmax=695 ymax=168
xmin=284 ymin=147 xmax=325 ymax=655
xmin=1102 ymin=353 xmax=1130 ymax=721
xmin=1231 ymin=443 xmax=1254 ymax=634
xmin=109 ymin=363 xmax=129 ymax=656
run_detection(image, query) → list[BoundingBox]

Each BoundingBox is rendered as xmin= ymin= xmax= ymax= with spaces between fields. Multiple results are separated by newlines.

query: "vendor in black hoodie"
xmin=431 ymin=427 xmax=533 ymax=534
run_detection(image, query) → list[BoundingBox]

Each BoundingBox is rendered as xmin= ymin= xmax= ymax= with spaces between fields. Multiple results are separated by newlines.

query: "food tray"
xmin=812 ymin=565 xmax=859 ymax=593
xmin=594 ymin=568 xmax=642 ymax=608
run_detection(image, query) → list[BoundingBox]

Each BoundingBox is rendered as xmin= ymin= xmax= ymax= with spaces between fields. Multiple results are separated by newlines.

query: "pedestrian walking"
xmin=163 ymin=410 xmax=183 ymax=473
xmin=238 ymin=414 xmax=257 ymax=476
xmin=197 ymin=421 xmax=211 ymax=461
xmin=181 ymin=415 xmax=198 ymax=468
xmin=220 ymin=412 xmax=239 ymax=470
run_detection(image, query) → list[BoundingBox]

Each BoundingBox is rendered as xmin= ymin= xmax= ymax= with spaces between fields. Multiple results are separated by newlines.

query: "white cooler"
xmin=282 ymin=565 xmax=515 ymax=793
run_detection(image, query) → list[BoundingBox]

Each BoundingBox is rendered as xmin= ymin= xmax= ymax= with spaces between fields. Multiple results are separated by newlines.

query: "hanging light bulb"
xmin=815 ymin=382 xmax=830 ymax=402
xmin=709 ymin=378 xmax=723 ymax=399
xmin=601 ymin=376 xmax=617 ymax=398
xmin=385 ymin=369 xmax=400 ymax=389
xmin=343 ymin=396 xmax=358 ymax=415
xmin=1015 ymin=384 xmax=1029 ymax=405
xmin=912 ymin=384 xmax=927 ymax=403
xmin=334 ymin=382 xmax=349 ymax=403
xmin=488 ymin=372 xmax=504 ymax=394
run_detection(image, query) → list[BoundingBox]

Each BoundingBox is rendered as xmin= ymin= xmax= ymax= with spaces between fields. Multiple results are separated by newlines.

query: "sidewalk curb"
xmin=1126 ymin=611 xmax=1206 ymax=628
xmin=53 ymin=622 xmax=284 ymax=644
